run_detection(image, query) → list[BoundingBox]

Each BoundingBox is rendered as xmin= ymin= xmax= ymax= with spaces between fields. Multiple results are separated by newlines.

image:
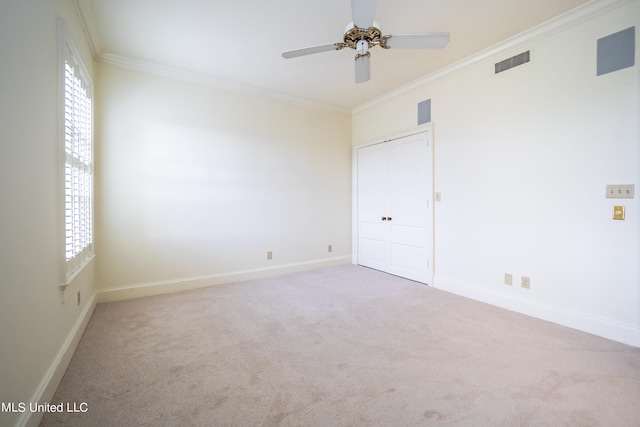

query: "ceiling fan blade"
xmin=384 ymin=33 xmax=450 ymax=49
xmin=355 ymin=54 xmax=370 ymax=83
xmin=351 ymin=0 xmax=376 ymax=29
xmin=282 ymin=43 xmax=339 ymax=59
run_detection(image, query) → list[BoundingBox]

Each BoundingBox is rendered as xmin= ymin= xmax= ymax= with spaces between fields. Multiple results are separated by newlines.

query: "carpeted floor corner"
xmin=41 ymin=265 xmax=640 ymax=426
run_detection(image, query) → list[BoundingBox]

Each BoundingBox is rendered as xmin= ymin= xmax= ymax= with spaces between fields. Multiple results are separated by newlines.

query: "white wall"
xmin=95 ymin=63 xmax=352 ymax=299
xmin=0 ymin=1 xmax=97 ymax=426
xmin=353 ymin=1 xmax=639 ymax=346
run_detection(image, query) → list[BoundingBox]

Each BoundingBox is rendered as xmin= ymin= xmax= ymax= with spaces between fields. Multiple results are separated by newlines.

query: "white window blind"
xmin=64 ymin=42 xmax=93 ymax=277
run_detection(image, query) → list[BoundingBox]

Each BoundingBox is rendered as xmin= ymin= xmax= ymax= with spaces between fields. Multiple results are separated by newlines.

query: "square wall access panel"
xmin=418 ymin=99 xmax=431 ymax=125
xmin=597 ymin=27 xmax=635 ymax=76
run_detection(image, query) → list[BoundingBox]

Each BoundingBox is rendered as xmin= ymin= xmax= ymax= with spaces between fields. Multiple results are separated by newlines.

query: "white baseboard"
xmin=97 ymin=256 xmax=352 ymax=303
xmin=19 ymin=292 xmax=97 ymax=427
xmin=433 ymin=275 xmax=640 ymax=348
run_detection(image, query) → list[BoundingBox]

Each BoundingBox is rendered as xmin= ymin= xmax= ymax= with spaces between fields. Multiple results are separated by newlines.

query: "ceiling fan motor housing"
xmin=343 ymin=21 xmax=382 ymax=50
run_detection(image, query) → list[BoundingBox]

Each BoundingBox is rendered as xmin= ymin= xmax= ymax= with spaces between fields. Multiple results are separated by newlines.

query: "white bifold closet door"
xmin=356 ymin=131 xmax=432 ymax=284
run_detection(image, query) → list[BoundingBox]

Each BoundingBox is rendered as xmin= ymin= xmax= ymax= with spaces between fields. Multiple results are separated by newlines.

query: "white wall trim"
xmin=72 ymin=0 xmax=103 ymax=58
xmin=434 ymin=275 xmax=640 ymax=348
xmin=73 ymin=0 xmax=633 ymax=116
xmin=19 ymin=292 xmax=98 ymax=427
xmin=97 ymin=256 xmax=352 ymax=303
xmin=98 ymin=53 xmax=350 ymax=115
xmin=72 ymin=0 xmax=348 ymax=114
xmin=351 ymin=0 xmax=635 ymax=114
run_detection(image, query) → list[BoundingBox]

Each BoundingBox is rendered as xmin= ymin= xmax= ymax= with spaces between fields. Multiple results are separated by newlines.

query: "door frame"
xmin=352 ymin=125 xmax=434 ymax=285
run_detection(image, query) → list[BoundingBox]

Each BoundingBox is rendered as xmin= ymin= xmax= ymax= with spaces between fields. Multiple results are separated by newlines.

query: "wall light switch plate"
xmin=613 ymin=206 xmax=625 ymax=220
xmin=606 ymin=184 xmax=635 ymax=199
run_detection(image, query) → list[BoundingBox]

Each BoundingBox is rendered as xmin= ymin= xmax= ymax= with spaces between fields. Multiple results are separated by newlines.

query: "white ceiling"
xmin=79 ymin=0 xmax=592 ymax=110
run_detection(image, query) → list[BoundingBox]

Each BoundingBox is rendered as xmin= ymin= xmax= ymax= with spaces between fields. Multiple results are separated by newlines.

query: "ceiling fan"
xmin=281 ymin=0 xmax=450 ymax=83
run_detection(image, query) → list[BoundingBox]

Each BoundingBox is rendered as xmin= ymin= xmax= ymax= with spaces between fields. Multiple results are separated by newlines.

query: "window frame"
xmin=58 ymin=19 xmax=95 ymax=291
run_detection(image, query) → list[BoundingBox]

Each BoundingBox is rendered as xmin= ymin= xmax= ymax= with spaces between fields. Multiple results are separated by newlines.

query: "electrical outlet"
xmin=613 ymin=206 xmax=625 ymax=220
xmin=434 ymin=192 xmax=442 ymax=202
xmin=504 ymin=273 xmax=513 ymax=286
xmin=267 ymin=251 xmax=272 ymax=260
xmin=521 ymin=276 xmax=530 ymax=289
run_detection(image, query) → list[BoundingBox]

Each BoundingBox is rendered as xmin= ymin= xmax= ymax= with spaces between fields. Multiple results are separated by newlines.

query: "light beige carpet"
xmin=41 ymin=265 xmax=640 ymax=426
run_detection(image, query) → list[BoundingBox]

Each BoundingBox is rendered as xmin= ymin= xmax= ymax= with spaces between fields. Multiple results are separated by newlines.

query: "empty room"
xmin=1 ymin=0 xmax=639 ymax=426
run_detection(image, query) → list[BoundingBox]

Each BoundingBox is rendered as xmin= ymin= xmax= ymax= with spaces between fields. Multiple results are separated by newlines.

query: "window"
xmin=62 ymin=22 xmax=93 ymax=279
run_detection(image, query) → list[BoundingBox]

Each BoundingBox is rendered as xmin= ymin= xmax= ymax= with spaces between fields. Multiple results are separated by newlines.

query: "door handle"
xmin=382 ymin=217 xmax=387 ymax=221
xmin=388 ymin=217 xmax=392 ymax=221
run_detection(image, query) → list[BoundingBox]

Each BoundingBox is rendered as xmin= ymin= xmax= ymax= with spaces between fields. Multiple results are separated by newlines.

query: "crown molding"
xmin=98 ymin=53 xmax=350 ymax=114
xmin=73 ymin=1 xmax=348 ymax=114
xmin=72 ymin=0 xmax=103 ymax=58
xmin=74 ymin=0 xmax=633 ymax=116
xmin=351 ymin=0 xmax=635 ymax=114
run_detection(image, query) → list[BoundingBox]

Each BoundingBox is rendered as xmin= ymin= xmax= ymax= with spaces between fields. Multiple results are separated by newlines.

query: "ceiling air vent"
xmin=495 ymin=51 xmax=530 ymax=74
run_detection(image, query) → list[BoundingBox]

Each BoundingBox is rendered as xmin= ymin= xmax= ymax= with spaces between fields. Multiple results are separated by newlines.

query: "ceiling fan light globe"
xmin=356 ymin=39 xmax=369 ymax=55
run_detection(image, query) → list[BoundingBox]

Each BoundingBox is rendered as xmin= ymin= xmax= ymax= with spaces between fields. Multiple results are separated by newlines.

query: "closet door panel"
xmin=357 ymin=143 xmax=391 ymax=271
xmin=388 ymin=134 xmax=430 ymax=283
